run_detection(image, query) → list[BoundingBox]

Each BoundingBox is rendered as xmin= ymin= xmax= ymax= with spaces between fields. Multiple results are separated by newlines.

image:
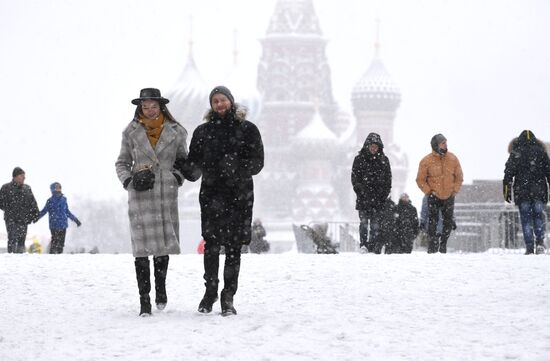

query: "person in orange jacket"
xmin=416 ymin=134 xmax=463 ymax=253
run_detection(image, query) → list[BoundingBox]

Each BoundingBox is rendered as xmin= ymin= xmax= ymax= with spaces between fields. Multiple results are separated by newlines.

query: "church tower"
xmin=255 ymin=0 xmax=340 ymax=220
xmin=350 ymin=21 xmax=408 ymax=198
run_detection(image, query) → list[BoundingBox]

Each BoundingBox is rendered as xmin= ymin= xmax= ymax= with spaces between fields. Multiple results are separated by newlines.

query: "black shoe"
xmin=198 ymin=293 xmax=218 ymax=313
xmin=525 ymin=247 xmax=535 ymax=255
xmin=221 ymin=290 xmax=237 ymax=316
xmin=139 ymin=295 xmax=152 ymax=317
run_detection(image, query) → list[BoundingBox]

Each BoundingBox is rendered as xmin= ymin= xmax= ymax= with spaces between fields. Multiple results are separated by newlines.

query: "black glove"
xmin=75 ymin=219 xmax=82 ymax=227
xmin=123 ymin=177 xmax=132 ymax=190
xmin=503 ymin=182 xmax=512 ymax=203
xmin=173 ymin=173 xmax=183 ymax=186
xmin=174 ymin=157 xmax=201 ymax=182
xmin=132 ymin=168 xmax=155 ymax=191
xmin=451 ymin=220 xmax=457 ymax=230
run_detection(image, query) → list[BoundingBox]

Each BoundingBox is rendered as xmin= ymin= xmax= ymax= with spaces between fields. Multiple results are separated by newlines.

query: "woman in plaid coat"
xmin=116 ymin=88 xmax=188 ymax=316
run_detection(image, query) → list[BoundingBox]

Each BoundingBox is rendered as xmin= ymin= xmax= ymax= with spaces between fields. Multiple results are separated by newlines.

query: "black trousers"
xmin=49 ymin=228 xmax=67 ymax=254
xmin=203 ymin=242 xmax=241 ymax=296
xmin=427 ymin=195 xmax=455 ymax=253
xmin=6 ymin=220 xmax=28 ymax=253
xmin=358 ymin=209 xmax=381 ymax=252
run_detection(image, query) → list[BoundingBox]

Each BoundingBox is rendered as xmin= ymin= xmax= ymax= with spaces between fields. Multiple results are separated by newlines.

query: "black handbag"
xmin=132 ymin=166 xmax=155 ymax=191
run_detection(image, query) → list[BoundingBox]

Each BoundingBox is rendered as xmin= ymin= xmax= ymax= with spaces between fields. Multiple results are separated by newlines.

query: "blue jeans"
xmin=518 ymin=200 xmax=546 ymax=247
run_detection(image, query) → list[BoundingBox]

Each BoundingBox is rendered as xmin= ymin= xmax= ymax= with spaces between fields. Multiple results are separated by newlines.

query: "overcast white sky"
xmin=1 ymin=0 xmax=549 ymax=216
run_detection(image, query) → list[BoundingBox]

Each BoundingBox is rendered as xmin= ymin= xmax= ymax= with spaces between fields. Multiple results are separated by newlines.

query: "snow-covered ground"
xmin=1 ymin=251 xmax=549 ymax=361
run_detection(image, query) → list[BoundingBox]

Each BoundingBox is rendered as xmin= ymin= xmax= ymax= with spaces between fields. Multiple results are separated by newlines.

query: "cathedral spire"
xmin=233 ymin=28 xmax=239 ymax=66
xmin=266 ymin=0 xmax=322 ymax=36
xmin=188 ymin=15 xmax=194 ymax=58
xmin=374 ymin=18 xmax=381 ymax=59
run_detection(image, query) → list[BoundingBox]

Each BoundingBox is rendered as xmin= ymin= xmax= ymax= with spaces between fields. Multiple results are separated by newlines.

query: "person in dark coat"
xmin=503 ymin=130 xmax=550 ymax=254
xmin=116 ymin=88 xmax=188 ymax=316
xmin=0 ymin=167 xmax=39 ymax=253
xmin=249 ymin=218 xmax=270 ymax=254
xmin=394 ymin=193 xmax=419 ymax=253
xmin=351 ymin=133 xmax=392 ymax=253
xmin=374 ymin=198 xmax=397 ymax=254
xmin=176 ymin=85 xmax=264 ymax=316
xmin=37 ymin=182 xmax=81 ymax=254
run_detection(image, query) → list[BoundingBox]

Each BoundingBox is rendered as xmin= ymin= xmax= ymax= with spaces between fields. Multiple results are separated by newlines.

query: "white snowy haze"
xmin=1 ymin=0 xmax=550 ymax=250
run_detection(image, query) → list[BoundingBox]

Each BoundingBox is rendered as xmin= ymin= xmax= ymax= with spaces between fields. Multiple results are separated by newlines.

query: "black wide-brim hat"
xmin=131 ymin=88 xmax=169 ymax=105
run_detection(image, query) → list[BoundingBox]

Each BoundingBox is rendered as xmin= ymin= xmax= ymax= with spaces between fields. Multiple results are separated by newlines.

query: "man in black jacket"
xmin=503 ymin=130 xmax=550 ymax=254
xmin=351 ymin=133 xmax=392 ymax=253
xmin=0 ymin=167 xmax=40 ymax=253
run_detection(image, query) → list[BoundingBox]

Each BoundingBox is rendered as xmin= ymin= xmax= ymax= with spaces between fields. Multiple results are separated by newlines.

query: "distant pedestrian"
xmin=503 ymin=130 xmax=550 ymax=254
xmin=116 ymin=88 xmax=188 ymax=316
xmin=0 ymin=167 xmax=39 ymax=253
xmin=249 ymin=218 xmax=270 ymax=254
xmin=37 ymin=182 xmax=81 ymax=254
xmin=394 ymin=193 xmax=419 ymax=253
xmin=176 ymin=85 xmax=264 ymax=316
xmin=28 ymin=238 xmax=43 ymax=254
xmin=416 ymin=134 xmax=463 ymax=253
xmin=351 ymin=132 xmax=392 ymax=253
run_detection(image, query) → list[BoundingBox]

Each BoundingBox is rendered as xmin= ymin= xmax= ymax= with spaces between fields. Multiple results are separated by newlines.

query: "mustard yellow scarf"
xmin=139 ymin=113 xmax=165 ymax=148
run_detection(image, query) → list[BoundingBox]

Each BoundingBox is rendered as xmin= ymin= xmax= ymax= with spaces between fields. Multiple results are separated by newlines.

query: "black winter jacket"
xmin=179 ymin=107 xmax=264 ymax=246
xmin=395 ymin=200 xmax=419 ymax=246
xmin=0 ymin=181 xmax=39 ymax=224
xmin=351 ymin=136 xmax=392 ymax=210
xmin=503 ymin=130 xmax=550 ymax=205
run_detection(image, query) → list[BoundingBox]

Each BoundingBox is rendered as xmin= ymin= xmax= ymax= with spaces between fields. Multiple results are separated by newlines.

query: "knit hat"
xmin=209 ymin=86 xmax=234 ymax=107
xmin=12 ymin=167 xmax=25 ymax=178
xmin=430 ymin=133 xmax=447 ymax=151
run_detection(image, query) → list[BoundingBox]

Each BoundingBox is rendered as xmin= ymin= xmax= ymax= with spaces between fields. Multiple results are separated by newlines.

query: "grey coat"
xmin=115 ymin=118 xmax=188 ymax=257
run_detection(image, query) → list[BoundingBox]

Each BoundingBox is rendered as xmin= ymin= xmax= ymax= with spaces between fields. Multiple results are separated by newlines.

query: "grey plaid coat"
xmin=115 ymin=118 xmax=188 ymax=257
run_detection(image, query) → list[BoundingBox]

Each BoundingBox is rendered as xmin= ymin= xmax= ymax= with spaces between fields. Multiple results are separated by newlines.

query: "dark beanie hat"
xmin=12 ymin=167 xmax=25 ymax=178
xmin=209 ymin=86 xmax=234 ymax=107
xmin=430 ymin=133 xmax=447 ymax=151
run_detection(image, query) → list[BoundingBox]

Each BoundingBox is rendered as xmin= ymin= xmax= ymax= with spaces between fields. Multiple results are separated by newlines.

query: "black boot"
xmin=198 ymin=288 xmax=218 ymax=314
xmin=135 ymin=257 xmax=152 ymax=316
xmin=220 ymin=246 xmax=240 ymax=316
xmin=525 ymin=244 xmax=535 ymax=255
xmin=198 ymin=243 xmax=220 ymax=313
xmin=153 ymin=255 xmax=169 ymax=310
xmin=439 ymin=239 xmax=447 ymax=254
xmin=221 ymin=290 xmax=236 ymax=316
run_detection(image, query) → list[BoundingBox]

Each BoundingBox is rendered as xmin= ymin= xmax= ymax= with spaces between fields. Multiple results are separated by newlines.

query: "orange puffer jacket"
xmin=416 ymin=151 xmax=463 ymax=200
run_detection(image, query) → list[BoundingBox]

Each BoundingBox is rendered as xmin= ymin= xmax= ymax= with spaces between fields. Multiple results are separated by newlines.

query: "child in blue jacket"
xmin=38 ymin=182 xmax=81 ymax=254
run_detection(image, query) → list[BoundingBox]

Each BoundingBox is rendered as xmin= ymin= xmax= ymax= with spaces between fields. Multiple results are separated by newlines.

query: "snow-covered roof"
xmin=352 ymin=56 xmax=401 ymax=99
xmin=166 ymin=53 xmax=210 ymax=125
xmin=295 ymin=108 xmax=337 ymax=141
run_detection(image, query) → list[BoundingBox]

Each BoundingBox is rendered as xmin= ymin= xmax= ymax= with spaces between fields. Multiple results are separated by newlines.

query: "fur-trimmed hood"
xmin=508 ymin=130 xmax=547 ymax=154
xmin=203 ymin=104 xmax=247 ymax=123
